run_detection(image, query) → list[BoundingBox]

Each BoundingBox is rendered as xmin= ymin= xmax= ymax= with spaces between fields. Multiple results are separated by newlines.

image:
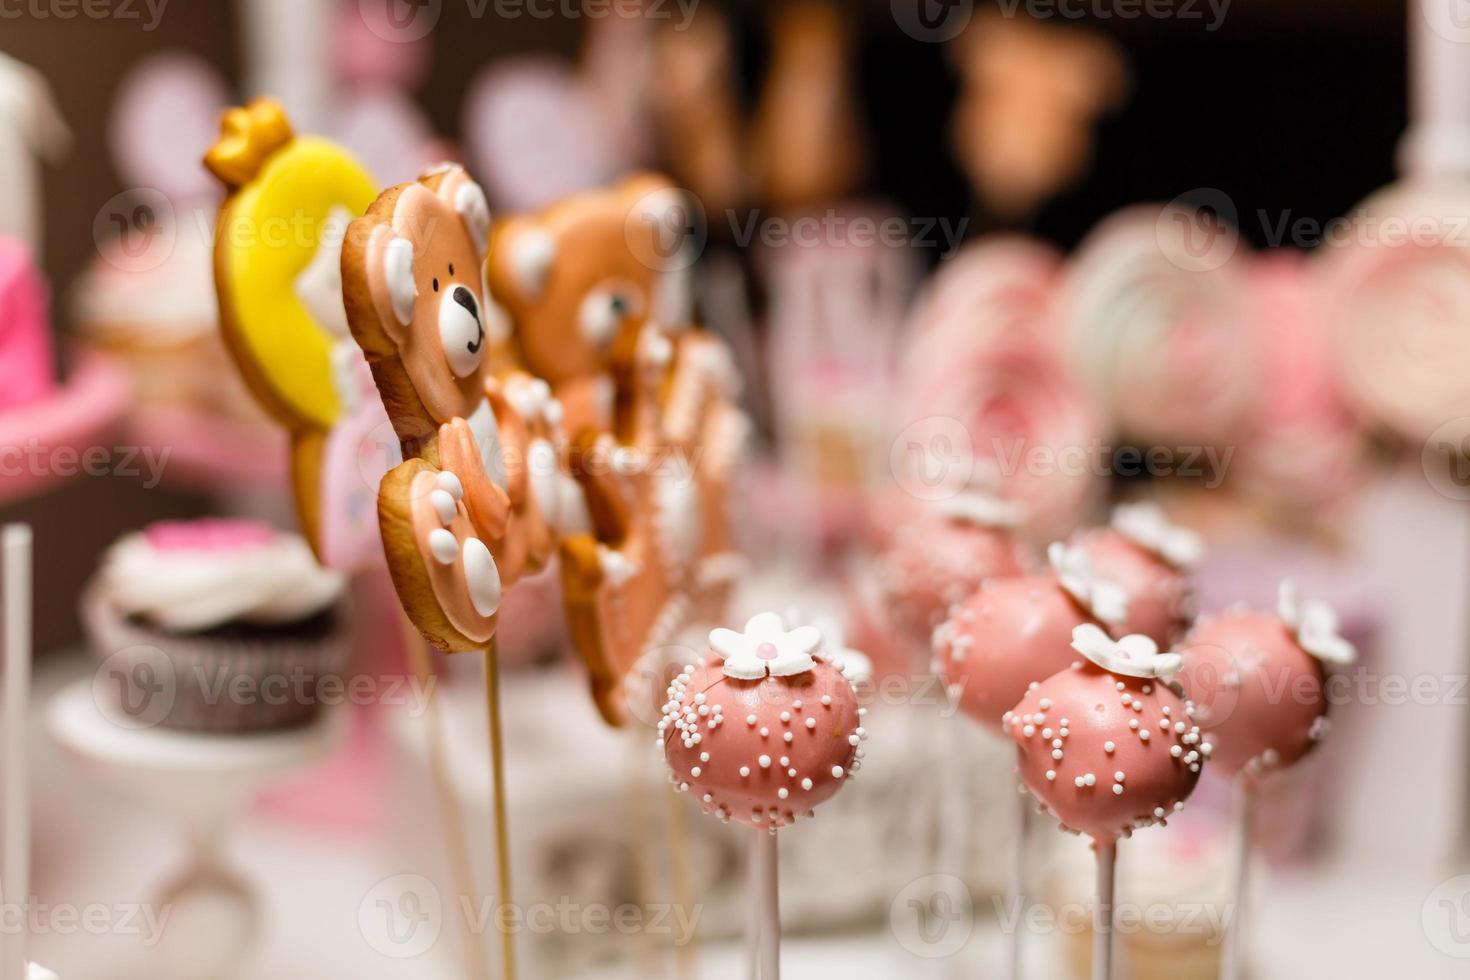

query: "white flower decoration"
xmin=810 ymin=615 xmax=873 ymax=685
xmin=939 ymin=489 xmax=1026 ymax=529
xmin=1048 ymin=541 xmax=1129 ymax=626
xmin=1112 ymin=503 xmax=1204 ymax=568
xmin=1277 ymin=580 xmax=1357 ymax=665
xmin=1071 ymin=623 xmax=1182 ymax=678
xmin=709 ymin=612 xmax=821 ymax=680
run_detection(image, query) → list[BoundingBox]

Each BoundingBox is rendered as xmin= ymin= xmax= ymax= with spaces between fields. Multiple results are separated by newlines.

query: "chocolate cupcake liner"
xmin=81 ymin=588 xmax=352 ymax=734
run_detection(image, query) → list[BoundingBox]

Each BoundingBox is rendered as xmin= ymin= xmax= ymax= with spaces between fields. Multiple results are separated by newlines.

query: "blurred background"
xmin=2 ymin=0 xmax=1469 ymax=977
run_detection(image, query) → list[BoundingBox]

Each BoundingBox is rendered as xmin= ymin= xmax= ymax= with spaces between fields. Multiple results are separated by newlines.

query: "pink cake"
xmin=661 ymin=613 xmax=867 ymax=831
xmin=1069 ymin=503 xmax=1201 ymax=646
xmin=933 ymin=540 xmax=1126 ymax=731
xmin=1176 ymin=580 xmax=1355 ymax=783
xmin=1009 ymin=625 xmax=1208 ymax=843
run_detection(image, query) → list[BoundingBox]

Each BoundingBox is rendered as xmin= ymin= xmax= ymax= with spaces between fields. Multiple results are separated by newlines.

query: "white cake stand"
xmin=46 ymin=679 xmax=346 ymax=980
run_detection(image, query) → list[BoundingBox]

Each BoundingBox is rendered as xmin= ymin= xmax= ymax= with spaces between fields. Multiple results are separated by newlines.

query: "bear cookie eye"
xmin=439 ymin=282 xmax=485 ymax=378
xmin=578 ymin=284 xmax=643 ymax=350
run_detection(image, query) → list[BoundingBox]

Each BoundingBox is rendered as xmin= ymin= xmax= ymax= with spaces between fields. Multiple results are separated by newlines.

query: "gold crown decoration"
xmin=204 ymin=99 xmax=294 ymax=188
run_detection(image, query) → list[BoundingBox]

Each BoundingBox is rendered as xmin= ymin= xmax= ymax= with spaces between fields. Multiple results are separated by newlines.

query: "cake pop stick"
xmin=1010 ymin=626 xmax=1208 ymax=980
xmin=934 ymin=540 xmax=1127 ymax=979
xmin=662 ymin=613 xmax=868 ymax=979
xmin=2 ymin=525 xmax=31 ymax=980
xmin=1177 ymin=580 xmax=1355 ymax=979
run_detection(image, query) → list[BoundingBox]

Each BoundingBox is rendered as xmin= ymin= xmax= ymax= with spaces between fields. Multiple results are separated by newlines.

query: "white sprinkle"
xmin=1046 ymin=770 xmax=1056 ymax=781
xmin=758 ymin=755 xmax=771 ymax=768
xmin=1112 ymin=785 xmax=1123 ymax=796
xmin=747 ymin=714 xmax=757 ymax=726
xmin=1114 ymin=771 xmax=1125 ymax=782
xmin=700 ymin=752 xmax=710 ymax=763
xmin=1104 ymin=741 xmax=1115 ymax=753
xmin=801 ymin=778 xmax=813 ymax=791
xmin=780 ymin=711 xmax=791 ymax=723
xmin=1052 ymin=749 xmax=1064 ymax=760
xmin=691 ymin=767 xmax=701 ymax=777
xmin=740 ymin=766 xmax=751 ymax=778
xmin=831 ymin=766 xmax=844 ymax=778
xmin=805 ymin=718 xmax=817 ymax=730
xmin=1139 ymin=730 xmax=1151 ymax=741
xmin=821 ymin=695 xmax=832 ymax=706
xmin=777 ymin=788 xmax=789 ymax=800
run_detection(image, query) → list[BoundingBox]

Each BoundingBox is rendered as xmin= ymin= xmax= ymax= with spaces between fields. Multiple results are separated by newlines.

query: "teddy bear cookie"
xmin=487 ymin=173 xmax=748 ymax=723
xmin=341 ymin=162 xmax=562 ymax=652
xmin=206 ymin=100 xmax=397 ymax=570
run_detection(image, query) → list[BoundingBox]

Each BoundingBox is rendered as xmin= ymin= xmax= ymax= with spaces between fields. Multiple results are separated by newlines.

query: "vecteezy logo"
xmin=359 ymin=874 xmax=443 ymax=958
xmin=1422 ymin=418 xmax=1470 ymax=501
xmin=892 ymin=0 xmax=974 ymax=43
xmin=92 ymin=645 xmax=177 ymax=730
xmin=626 ymin=187 xmax=707 ymax=273
xmin=1423 ymin=0 xmax=1470 ymax=44
xmin=890 ymin=874 xmax=974 ymax=959
xmin=93 ymin=188 xmax=176 ymax=274
xmin=1156 ymin=189 xmax=1239 ymax=273
xmin=1423 ymin=874 xmax=1470 ymax=958
xmin=890 ymin=416 xmax=975 ymax=502
xmin=361 ymin=0 xmax=443 ymax=44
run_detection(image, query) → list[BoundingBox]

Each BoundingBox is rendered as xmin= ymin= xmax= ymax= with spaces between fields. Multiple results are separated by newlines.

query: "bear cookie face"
xmin=343 ymin=164 xmax=555 ymax=653
xmin=487 ymin=172 xmax=691 ymax=436
xmin=347 ymin=164 xmax=508 ymax=432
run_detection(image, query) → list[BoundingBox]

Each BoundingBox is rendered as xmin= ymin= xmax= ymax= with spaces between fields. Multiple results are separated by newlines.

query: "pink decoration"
xmin=1009 ymin=629 xmax=1207 ymax=843
xmin=0 ymin=237 xmax=54 ymax=410
xmin=1069 ymin=525 xmax=1193 ymax=646
xmin=661 ymin=626 xmax=866 ymax=831
xmin=143 ymin=518 xmax=277 ymax=553
xmin=335 ymin=0 xmax=431 ymax=89
xmin=1177 ymin=610 xmax=1329 ymax=783
xmin=933 ymin=574 xmax=1097 ymax=732
xmin=108 ymin=52 xmax=231 ymax=205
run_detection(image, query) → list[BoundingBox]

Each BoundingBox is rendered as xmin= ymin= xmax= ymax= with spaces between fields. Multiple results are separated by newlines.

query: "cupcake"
xmin=83 ymin=519 xmax=349 ymax=732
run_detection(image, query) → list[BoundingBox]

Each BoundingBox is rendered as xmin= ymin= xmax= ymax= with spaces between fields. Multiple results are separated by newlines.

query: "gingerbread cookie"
xmin=342 ymin=163 xmax=561 ymax=651
xmin=487 ymin=174 xmax=748 ymax=722
xmin=206 ymin=100 xmax=397 ymax=568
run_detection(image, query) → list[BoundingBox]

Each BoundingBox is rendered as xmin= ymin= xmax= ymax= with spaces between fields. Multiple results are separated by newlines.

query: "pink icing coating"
xmin=143 ymin=519 xmax=277 ymax=552
xmin=1071 ymin=527 xmax=1193 ymax=646
xmin=661 ymin=656 xmax=864 ymax=831
xmin=877 ymin=511 xmax=1028 ymax=641
xmin=0 ymin=238 xmax=56 ymax=411
xmin=1175 ymin=611 xmax=1327 ymax=782
xmin=933 ymin=574 xmax=1096 ymax=732
xmin=1009 ymin=660 xmax=1206 ymax=843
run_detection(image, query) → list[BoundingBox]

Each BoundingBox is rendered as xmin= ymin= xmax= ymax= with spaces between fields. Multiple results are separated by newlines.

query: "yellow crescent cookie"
xmin=208 ymin=100 xmax=377 ymax=430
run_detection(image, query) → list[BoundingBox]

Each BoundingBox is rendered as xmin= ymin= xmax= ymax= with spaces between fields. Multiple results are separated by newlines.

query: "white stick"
xmin=1008 ymin=781 xmax=1029 ymax=980
xmin=1091 ymin=840 xmax=1116 ymax=980
xmin=3 ymin=525 xmax=32 ymax=980
xmin=1220 ymin=784 xmax=1255 ymax=980
xmin=750 ymin=830 xmax=781 ymax=980
xmin=1401 ymin=0 xmax=1470 ymax=178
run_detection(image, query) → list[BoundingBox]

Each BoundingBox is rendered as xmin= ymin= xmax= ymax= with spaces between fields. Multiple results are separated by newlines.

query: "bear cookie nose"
xmin=452 ymin=285 xmax=479 ymax=321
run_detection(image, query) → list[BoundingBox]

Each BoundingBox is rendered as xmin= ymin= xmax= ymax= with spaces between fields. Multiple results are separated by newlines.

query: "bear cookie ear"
xmin=381 ymin=233 xmax=418 ymax=327
xmin=488 ymin=218 xmax=557 ymax=305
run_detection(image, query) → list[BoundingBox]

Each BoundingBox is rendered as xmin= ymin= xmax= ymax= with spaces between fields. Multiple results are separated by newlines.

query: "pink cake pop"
xmin=1175 ymin=581 xmax=1355 ymax=783
xmin=1069 ymin=503 xmax=1202 ymax=646
xmin=1009 ymin=624 xmax=1208 ymax=843
xmin=661 ymin=612 xmax=867 ymax=832
xmin=934 ymin=540 xmax=1127 ymax=731
xmin=0 ymin=237 xmax=54 ymax=411
xmin=876 ymin=487 xmax=1029 ymax=642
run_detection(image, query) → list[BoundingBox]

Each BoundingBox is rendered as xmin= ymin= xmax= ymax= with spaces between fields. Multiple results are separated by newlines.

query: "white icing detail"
xmin=461 ymin=536 xmax=501 ymax=616
xmin=428 ymin=528 xmax=459 ymax=565
xmin=439 ymin=287 xmax=485 ymax=378
xmin=527 ymin=438 xmax=560 ymax=530
xmin=641 ymin=328 xmax=674 ymax=368
xmin=578 ymin=289 xmax=623 ymax=350
xmin=99 ymin=528 xmax=344 ymax=631
xmin=294 ymin=206 xmax=353 ymax=339
xmin=1112 ymin=502 xmax=1203 ymax=568
xmin=1070 ymin=624 xmax=1182 ymax=679
xmin=1277 ymin=579 xmax=1357 ymax=665
xmin=454 ymin=180 xmax=491 ymax=253
xmin=804 ymin=615 xmax=872 ymax=686
xmin=26 ymin=965 xmax=57 ymax=980
xmin=597 ymin=545 xmax=637 ymax=587
xmin=510 ymin=228 xmax=556 ymax=298
xmin=436 ymin=470 xmax=464 ymax=500
xmin=430 ymin=489 xmax=457 ymax=525
xmin=1048 ymin=541 xmax=1129 ymax=626
xmin=939 ymin=489 xmax=1025 ymax=528
xmin=556 ymin=474 xmax=591 ymax=537
xmin=654 ymin=471 xmax=702 ymax=575
xmin=329 ymin=340 xmax=364 ymax=412
xmin=383 ymin=235 xmax=417 ymax=326
xmin=466 ymin=398 xmax=508 ymax=490
xmin=709 ymin=612 xmax=820 ymax=680
xmin=505 ymin=376 xmax=554 ymax=423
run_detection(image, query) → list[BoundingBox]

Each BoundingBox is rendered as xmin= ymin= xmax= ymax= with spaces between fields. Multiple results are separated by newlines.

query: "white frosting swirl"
xmin=99 ymin=525 xmax=345 ymax=632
